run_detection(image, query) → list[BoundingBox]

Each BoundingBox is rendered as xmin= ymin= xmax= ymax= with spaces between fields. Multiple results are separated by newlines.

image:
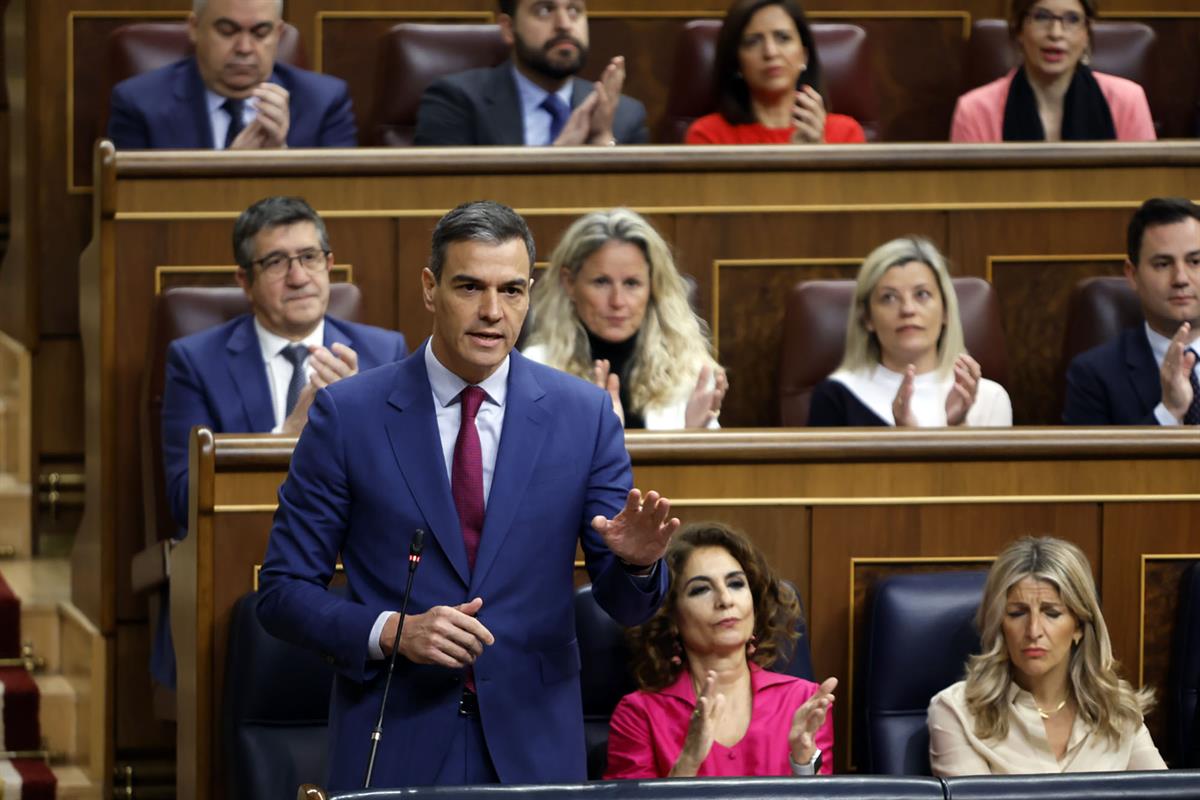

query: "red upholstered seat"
xmin=778 ymin=278 xmax=1009 ymax=426
xmin=369 ymin=23 xmax=511 ymax=146
xmin=660 ymin=19 xmax=879 ymax=143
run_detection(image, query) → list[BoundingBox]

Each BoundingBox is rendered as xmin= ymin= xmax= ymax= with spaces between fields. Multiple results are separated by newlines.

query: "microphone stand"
xmin=363 ymin=528 xmax=425 ymax=789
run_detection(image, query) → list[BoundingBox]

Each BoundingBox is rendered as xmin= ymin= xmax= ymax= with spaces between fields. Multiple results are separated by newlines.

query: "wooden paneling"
xmin=170 ymin=429 xmax=1200 ymax=795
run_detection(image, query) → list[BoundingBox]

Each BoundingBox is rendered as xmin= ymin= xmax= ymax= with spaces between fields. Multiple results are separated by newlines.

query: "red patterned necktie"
xmin=452 ymin=386 xmax=486 ymax=570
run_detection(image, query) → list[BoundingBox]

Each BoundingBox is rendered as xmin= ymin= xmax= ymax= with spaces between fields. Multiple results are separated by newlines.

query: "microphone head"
xmin=411 ymin=529 xmax=426 ymax=557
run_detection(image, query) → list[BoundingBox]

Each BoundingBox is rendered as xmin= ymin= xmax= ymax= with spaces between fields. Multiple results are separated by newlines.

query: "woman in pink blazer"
xmin=951 ymin=0 xmax=1154 ymax=142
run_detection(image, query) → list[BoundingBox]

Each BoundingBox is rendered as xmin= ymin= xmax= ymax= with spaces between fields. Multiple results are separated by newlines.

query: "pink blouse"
xmin=604 ymin=664 xmax=835 ymax=778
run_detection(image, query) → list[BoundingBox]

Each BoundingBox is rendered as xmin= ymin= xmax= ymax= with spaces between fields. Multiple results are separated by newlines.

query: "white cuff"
xmin=367 ymin=610 xmax=395 ymax=661
xmin=1154 ymin=402 xmax=1181 ymax=426
xmin=789 ymin=748 xmax=820 ymax=776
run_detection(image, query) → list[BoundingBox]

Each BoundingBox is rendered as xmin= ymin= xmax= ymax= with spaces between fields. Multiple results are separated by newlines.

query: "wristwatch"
xmin=789 ymin=747 xmax=821 ymax=776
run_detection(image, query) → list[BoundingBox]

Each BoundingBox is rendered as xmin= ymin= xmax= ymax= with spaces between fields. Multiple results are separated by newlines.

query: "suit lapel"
xmin=323 ymin=316 xmax=354 ymax=352
xmin=1124 ymin=326 xmax=1160 ymax=414
xmin=469 ymin=353 xmax=549 ymax=592
xmin=569 ymin=77 xmax=594 ymax=110
xmin=384 ymin=346 xmax=470 ymax=586
xmin=177 ymin=58 xmax=216 ymax=148
xmin=224 ymin=316 xmax=276 ymax=431
xmin=485 ymin=63 xmax=528 ymax=145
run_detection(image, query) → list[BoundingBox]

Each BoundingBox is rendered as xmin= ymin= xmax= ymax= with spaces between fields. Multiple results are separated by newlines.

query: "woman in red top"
xmin=685 ymin=0 xmax=865 ymax=145
xmin=605 ymin=522 xmax=837 ymax=778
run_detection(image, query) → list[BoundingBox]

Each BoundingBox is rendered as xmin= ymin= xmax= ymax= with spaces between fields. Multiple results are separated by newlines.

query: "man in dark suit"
xmin=257 ymin=201 xmax=676 ymax=789
xmin=108 ymin=0 xmax=357 ymax=149
xmin=414 ymin=0 xmax=648 ymax=146
xmin=1064 ymin=197 xmax=1200 ymax=425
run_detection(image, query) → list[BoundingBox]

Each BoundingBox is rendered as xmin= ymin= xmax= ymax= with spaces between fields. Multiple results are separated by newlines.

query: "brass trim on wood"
xmin=984 ymin=253 xmax=1125 ymax=284
xmin=66 ymin=10 xmax=191 ymax=194
xmin=1138 ymin=553 xmax=1200 ymax=685
xmin=153 ymin=264 xmax=354 ymax=294
xmin=710 ymin=257 xmax=862 ymax=353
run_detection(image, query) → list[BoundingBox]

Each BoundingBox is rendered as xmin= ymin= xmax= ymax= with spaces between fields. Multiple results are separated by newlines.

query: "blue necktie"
xmin=222 ymin=97 xmax=245 ymax=148
xmin=1185 ymin=349 xmax=1200 ymax=425
xmin=540 ymin=93 xmax=571 ymax=144
xmin=281 ymin=344 xmax=308 ymax=417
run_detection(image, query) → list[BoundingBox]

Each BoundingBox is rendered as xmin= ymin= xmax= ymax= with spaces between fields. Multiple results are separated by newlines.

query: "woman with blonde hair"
xmin=928 ymin=536 xmax=1166 ymax=774
xmin=605 ymin=522 xmax=836 ymax=778
xmin=524 ymin=208 xmax=727 ymax=429
xmin=807 ymin=236 xmax=1012 ymax=426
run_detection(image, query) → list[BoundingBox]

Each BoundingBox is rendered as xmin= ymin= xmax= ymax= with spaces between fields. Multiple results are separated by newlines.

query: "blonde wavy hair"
xmin=964 ymin=536 xmax=1153 ymax=745
xmin=526 ymin=209 xmax=720 ymax=413
xmin=839 ymin=236 xmax=966 ymax=377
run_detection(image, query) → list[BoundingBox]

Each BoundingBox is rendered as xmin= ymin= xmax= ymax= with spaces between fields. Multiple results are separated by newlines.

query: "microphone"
xmin=363 ymin=528 xmax=425 ymax=788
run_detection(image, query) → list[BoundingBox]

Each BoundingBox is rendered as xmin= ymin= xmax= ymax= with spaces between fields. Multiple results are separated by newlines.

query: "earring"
xmin=746 ymin=635 xmax=758 ymax=657
xmin=670 ymin=638 xmax=683 ymax=666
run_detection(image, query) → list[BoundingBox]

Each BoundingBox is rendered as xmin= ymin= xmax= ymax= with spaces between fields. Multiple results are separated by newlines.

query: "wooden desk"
xmin=174 ymin=427 xmax=1200 ymax=797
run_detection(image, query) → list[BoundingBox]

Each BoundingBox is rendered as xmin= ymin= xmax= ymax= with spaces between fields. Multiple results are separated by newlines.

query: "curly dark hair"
xmin=626 ymin=522 xmax=803 ymax=692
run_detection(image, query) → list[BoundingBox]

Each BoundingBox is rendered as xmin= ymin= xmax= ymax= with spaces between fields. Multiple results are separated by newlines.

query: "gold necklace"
xmin=1035 ymin=698 xmax=1069 ymax=719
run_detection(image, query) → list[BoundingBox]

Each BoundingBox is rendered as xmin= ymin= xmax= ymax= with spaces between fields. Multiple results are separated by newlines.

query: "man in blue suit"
xmin=257 ymin=201 xmax=676 ymax=789
xmin=414 ymin=0 xmax=648 ymax=146
xmin=108 ymin=0 xmax=356 ymax=149
xmin=156 ymin=195 xmax=405 ymax=688
xmin=1064 ymin=197 xmax=1200 ymax=425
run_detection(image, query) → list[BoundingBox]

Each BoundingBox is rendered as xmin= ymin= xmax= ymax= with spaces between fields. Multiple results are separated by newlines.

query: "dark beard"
xmin=513 ymin=33 xmax=588 ymax=81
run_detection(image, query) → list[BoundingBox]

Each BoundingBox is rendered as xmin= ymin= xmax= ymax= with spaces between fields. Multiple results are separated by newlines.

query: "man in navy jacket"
xmin=108 ymin=0 xmax=356 ymax=149
xmin=257 ymin=201 xmax=675 ymax=789
xmin=1064 ymin=197 xmax=1200 ymax=425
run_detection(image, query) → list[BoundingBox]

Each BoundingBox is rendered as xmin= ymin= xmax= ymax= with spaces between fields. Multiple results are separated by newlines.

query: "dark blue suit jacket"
xmin=107 ymin=57 xmax=357 ymax=148
xmin=256 ymin=344 xmax=666 ymax=789
xmin=161 ymin=313 xmax=407 ymax=530
xmin=414 ymin=61 xmax=649 ymax=146
xmin=1063 ymin=325 xmax=1161 ymax=425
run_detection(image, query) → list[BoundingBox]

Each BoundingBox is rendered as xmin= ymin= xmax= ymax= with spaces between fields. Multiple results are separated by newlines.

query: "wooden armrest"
xmin=131 ymin=539 xmax=174 ymax=593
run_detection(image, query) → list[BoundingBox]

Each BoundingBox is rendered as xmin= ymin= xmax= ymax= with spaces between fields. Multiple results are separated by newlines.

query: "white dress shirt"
xmin=511 ymin=64 xmax=574 ymax=146
xmin=1143 ymin=322 xmax=1200 ymax=425
xmin=368 ymin=341 xmax=510 ymax=659
xmin=252 ymin=317 xmax=323 ymax=432
xmin=827 ymin=364 xmax=1013 ymax=427
xmin=205 ymin=89 xmax=259 ymax=149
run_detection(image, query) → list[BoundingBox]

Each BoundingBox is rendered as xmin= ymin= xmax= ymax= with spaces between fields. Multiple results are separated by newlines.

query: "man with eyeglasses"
xmin=414 ymin=0 xmax=648 ymax=146
xmin=161 ymin=195 xmax=406 ymax=538
xmin=108 ymin=0 xmax=357 ymax=149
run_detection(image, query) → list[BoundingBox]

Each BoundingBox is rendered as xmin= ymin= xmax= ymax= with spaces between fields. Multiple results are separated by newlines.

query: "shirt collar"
xmin=206 ymin=88 xmax=259 ymax=116
xmin=253 ymin=316 xmax=324 ymax=362
xmin=1144 ymin=322 xmax=1173 ymax=368
xmin=510 ymin=63 xmax=573 ymax=122
xmin=660 ymin=662 xmax=791 ymax=704
xmin=424 ymin=339 xmax=509 ymax=409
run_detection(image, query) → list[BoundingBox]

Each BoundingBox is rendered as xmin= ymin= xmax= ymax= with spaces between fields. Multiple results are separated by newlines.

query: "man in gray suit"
xmin=414 ymin=0 xmax=648 ymax=146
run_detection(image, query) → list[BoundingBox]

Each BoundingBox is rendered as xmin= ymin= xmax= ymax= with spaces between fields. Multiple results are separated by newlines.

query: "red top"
xmin=604 ymin=664 xmax=835 ymax=778
xmin=685 ymin=112 xmax=866 ymax=144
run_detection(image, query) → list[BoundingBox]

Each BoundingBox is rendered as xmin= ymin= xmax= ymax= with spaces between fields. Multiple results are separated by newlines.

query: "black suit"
xmin=414 ymin=61 xmax=648 ymax=146
xmin=1063 ymin=325 xmax=1162 ymax=424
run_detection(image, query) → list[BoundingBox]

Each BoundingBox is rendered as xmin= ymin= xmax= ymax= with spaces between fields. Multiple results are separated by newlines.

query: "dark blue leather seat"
xmin=573 ymin=580 xmax=815 ymax=780
xmin=224 ymin=590 xmax=335 ymax=800
xmin=942 ymin=769 xmax=1200 ymax=799
xmin=1170 ymin=562 xmax=1200 ymax=767
xmin=862 ymin=570 xmax=988 ymax=774
xmin=326 ymin=775 xmax=947 ymax=799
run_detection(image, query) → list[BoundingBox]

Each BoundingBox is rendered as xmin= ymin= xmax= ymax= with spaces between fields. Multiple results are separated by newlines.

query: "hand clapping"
xmin=229 ymin=83 xmax=291 ymax=149
xmin=684 ymin=365 xmax=729 ymax=429
xmin=789 ymin=86 xmax=827 ymax=144
xmin=670 ymin=670 xmax=726 ymax=777
xmin=1160 ymin=321 xmax=1196 ymax=421
xmin=788 ymin=676 xmax=837 ymax=769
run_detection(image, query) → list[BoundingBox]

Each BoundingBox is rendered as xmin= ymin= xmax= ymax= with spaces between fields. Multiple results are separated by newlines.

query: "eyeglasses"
xmin=1026 ymin=8 xmax=1086 ymax=32
xmin=252 ymin=249 xmax=330 ymax=280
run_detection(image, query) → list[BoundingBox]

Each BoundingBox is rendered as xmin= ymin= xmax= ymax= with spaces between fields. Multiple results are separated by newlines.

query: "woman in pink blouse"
xmin=950 ymin=0 xmax=1154 ymax=142
xmin=604 ymin=522 xmax=836 ymax=778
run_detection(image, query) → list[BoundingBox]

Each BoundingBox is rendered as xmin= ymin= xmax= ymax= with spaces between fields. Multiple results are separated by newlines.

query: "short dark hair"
xmin=1126 ymin=197 xmax=1200 ymax=264
xmin=498 ymin=0 xmax=516 ymax=16
xmin=714 ymin=0 xmax=824 ymax=125
xmin=429 ymin=201 xmax=536 ymax=281
xmin=233 ymin=196 xmax=331 ymax=282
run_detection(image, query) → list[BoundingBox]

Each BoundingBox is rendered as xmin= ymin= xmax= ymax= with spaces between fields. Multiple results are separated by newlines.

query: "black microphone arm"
xmin=363 ymin=528 xmax=425 ymax=788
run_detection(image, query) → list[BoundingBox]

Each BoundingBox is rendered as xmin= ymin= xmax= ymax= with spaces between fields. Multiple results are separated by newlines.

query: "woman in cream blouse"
xmin=928 ymin=537 xmax=1165 ymax=774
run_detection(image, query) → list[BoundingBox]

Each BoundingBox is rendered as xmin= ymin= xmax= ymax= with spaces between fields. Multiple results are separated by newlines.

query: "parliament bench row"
xmin=223 ymin=565 xmax=1200 ymax=798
